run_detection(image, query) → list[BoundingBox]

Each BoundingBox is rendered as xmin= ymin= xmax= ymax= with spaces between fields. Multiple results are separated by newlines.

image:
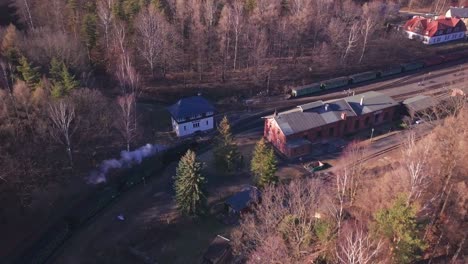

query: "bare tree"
xmin=337 ymin=224 xmax=383 ymax=264
xmin=401 ymin=131 xmax=431 ymax=205
xmin=233 ymin=178 xmax=329 ymax=263
xmin=135 ymin=5 xmax=165 ymax=78
xmin=332 ymin=169 xmax=349 ymax=231
xmin=116 ymin=93 xmax=136 ymax=151
xmin=342 ymin=23 xmax=360 ymax=64
xmin=358 ymin=3 xmax=378 ymax=64
xmin=48 ymin=99 xmax=76 ymax=168
xmin=231 ymin=0 xmax=244 ymax=70
xmin=97 ymin=0 xmax=115 ymax=50
xmin=12 ymin=0 xmax=35 ymax=29
xmin=341 ymin=141 xmax=368 ymax=204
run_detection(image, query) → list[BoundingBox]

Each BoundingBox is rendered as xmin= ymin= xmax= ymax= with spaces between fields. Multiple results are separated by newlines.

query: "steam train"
xmin=11 ymin=140 xmax=199 ymax=264
xmin=290 ymin=54 xmax=465 ymax=98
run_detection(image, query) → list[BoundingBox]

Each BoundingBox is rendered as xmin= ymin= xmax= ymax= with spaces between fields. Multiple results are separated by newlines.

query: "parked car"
xmin=304 ymin=161 xmax=331 ymax=172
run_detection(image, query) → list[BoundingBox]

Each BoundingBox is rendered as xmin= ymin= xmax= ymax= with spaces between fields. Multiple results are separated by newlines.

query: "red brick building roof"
xmin=404 ymin=16 xmax=467 ymax=37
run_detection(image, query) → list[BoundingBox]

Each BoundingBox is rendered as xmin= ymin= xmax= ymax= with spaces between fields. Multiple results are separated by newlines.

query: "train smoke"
xmin=87 ymin=144 xmax=164 ymax=184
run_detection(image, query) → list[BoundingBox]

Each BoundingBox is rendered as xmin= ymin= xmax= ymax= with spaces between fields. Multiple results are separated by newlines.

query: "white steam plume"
xmin=87 ymin=144 xmax=164 ymax=184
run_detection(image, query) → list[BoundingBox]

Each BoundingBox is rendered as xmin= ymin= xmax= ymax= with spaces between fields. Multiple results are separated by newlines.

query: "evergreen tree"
xmin=16 ymin=56 xmax=40 ymax=89
xmin=61 ymin=64 xmax=79 ymax=94
xmin=49 ymin=58 xmax=79 ymax=98
xmin=245 ymin=0 xmax=257 ymax=14
xmin=213 ymin=116 xmax=241 ymax=173
xmin=49 ymin=57 xmax=62 ymax=81
xmin=123 ymin=0 xmax=143 ymax=19
xmin=280 ymin=0 xmax=290 ymax=16
xmin=374 ymin=195 xmax=426 ymax=264
xmin=174 ymin=150 xmax=207 ymax=217
xmin=251 ymin=138 xmax=277 ymax=187
xmin=81 ymin=13 xmax=98 ymax=53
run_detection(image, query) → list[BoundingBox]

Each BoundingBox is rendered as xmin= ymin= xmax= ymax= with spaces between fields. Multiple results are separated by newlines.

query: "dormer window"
xmin=447 ymin=28 xmax=452 ymax=33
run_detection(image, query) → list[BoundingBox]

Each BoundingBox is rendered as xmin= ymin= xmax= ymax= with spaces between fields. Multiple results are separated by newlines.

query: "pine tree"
xmin=374 ymin=195 xmax=426 ymax=264
xmin=61 ymin=64 xmax=79 ymax=94
xmin=81 ymin=13 xmax=98 ymax=54
xmin=245 ymin=0 xmax=257 ymax=14
xmin=16 ymin=56 xmax=40 ymax=89
xmin=49 ymin=57 xmax=62 ymax=81
xmin=174 ymin=150 xmax=207 ymax=217
xmin=213 ymin=116 xmax=241 ymax=173
xmin=49 ymin=58 xmax=79 ymax=98
xmin=123 ymin=0 xmax=142 ymax=19
xmin=251 ymin=138 xmax=277 ymax=187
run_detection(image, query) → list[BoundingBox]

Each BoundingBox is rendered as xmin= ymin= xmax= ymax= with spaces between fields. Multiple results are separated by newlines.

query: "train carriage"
xmin=378 ymin=66 xmax=403 ymax=77
xmin=349 ymin=71 xmax=378 ymax=84
xmin=322 ymin=76 xmax=349 ymax=90
xmin=291 ymin=83 xmax=322 ymax=97
xmin=401 ymin=61 xmax=424 ymax=72
xmin=16 ymin=221 xmax=71 ymax=264
xmin=65 ymin=187 xmax=119 ymax=227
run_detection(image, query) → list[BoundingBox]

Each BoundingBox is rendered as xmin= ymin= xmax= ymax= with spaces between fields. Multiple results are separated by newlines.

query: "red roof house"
xmin=403 ymin=16 xmax=467 ymax=44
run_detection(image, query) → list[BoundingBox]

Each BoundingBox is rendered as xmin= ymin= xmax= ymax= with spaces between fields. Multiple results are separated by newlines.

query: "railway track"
xmin=360 ymin=133 xmax=427 ymax=164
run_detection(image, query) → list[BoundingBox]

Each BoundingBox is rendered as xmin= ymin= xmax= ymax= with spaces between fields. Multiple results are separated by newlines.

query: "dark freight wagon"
xmin=322 ymin=76 xmax=349 ymax=89
xmin=378 ymin=66 xmax=403 ymax=77
xmin=15 ymin=221 xmax=71 ymax=264
xmin=349 ymin=71 xmax=378 ymax=84
xmin=291 ymin=83 xmax=323 ymax=97
xmin=401 ymin=61 xmax=424 ymax=72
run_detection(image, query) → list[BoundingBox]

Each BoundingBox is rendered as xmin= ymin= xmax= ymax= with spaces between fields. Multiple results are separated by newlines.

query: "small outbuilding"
xmin=202 ymin=235 xmax=232 ymax=264
xmin=225 ymin=186 xmax=260 ymax=215
xmin=402 ymin=95 xmax=439 ymax=120
xmin=167 ymin=95 xmax=215 ymax=137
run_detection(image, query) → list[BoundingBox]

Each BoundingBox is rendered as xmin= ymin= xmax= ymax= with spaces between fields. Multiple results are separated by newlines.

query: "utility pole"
xmin=370 ymin=128 xmax=375 ymax=142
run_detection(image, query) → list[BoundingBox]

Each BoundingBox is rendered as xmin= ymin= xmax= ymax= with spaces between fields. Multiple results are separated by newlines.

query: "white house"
xmin=403 ymin=16 xmax=467 ymax=45
xmin=167 ymin=95 xmax=215 ymax=137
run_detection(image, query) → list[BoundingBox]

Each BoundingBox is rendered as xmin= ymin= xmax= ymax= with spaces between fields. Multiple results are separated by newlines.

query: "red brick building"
xmin=264 ymin=91 xmax=399 ymax=158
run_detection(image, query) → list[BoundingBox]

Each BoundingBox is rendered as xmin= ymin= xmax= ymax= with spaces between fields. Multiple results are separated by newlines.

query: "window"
xmin=193 ymin=122 xmax=200 ymax=128
xmin=206 ymin=120 xmax=209 ymax=125
xmin=317 ymin=131 xmax=322 ymax=138
xmin=384 ymin=112 xmax=389 ymax=121
xmin=365 ymin=116 xmax=370 ymax=126
xmin=183 ymin=125 xmax=186 ymax=131
xmin=329 ymin=127 xmax=335 ymax=136
xmin=354 ymin=120 xmax=360 ymax=130
xmin=374 ymin=114 xmax=380 ymax=123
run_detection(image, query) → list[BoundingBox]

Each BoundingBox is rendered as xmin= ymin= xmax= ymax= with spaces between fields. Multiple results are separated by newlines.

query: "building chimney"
xmin=360 ymin=96 xmax=364 ymax=106
xmin=324 ymin=104 xmax=329 ymax=111
xmin=341 ymin=112 xmax=347 ymax=120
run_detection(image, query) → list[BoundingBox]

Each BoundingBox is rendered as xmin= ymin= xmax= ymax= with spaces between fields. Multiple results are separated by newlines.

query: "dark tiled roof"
xmin=345 ymin=91 xmax=398 ymax=115
xmin=403 ymin=95 xmax=438 ymax=113
xmin=274 ymin=99 xmax=356 ymax=136
xmin=449 ymin=7 xmax=468 ymax=18
xmin=167 ymin=96 xmax=215 ymax=120
xmin=225 ymin=186 xmax=259 ymax=212
xmin=273 ymin=91 xmax=396 ymax=136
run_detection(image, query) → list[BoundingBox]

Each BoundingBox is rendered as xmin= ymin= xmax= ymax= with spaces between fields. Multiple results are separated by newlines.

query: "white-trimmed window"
xmin=193 ymin=122 xmax=200 ymax=128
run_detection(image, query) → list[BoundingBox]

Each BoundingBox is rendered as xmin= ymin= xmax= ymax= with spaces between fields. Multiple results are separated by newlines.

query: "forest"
xmin=0 ymin=0 xmax=466 ymax=263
